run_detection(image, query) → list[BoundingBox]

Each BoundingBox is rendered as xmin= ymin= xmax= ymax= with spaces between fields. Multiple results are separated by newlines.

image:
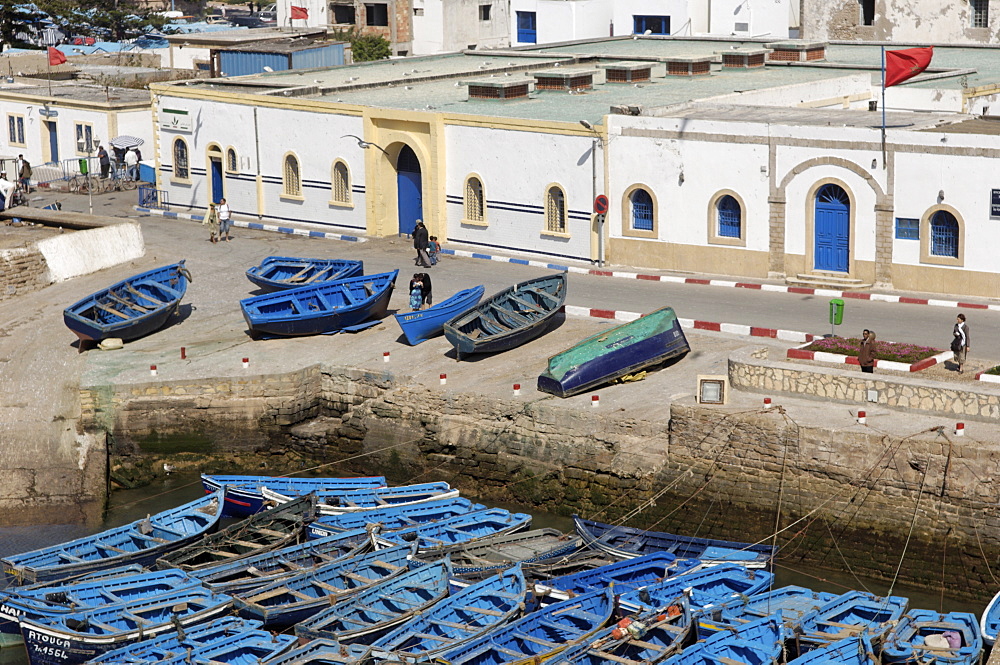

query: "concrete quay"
xmin=3 ymin=190 xmax=1000 ymax=598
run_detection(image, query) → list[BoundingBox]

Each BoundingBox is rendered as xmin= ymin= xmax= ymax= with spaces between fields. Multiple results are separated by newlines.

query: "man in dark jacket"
xmin=413 ymin=220 xmax=431 ymax=267
xmin=858 ymin=329 xmax=876 ymax=374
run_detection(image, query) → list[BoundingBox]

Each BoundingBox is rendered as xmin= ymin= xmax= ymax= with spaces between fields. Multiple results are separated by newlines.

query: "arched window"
xmin=630 ymin=188 xmax=653 ymax=231
xmin=172 ymin=138 xmax=188 ymax=179
xmin=226 ymin=148 xmax=238 ymax=173
xmin=465 ymin=176 xmax=484 ymax=222
xmin=930 ymin=210 xmax=959 ymax=258
xmin=717 ymin=195 xmax=741 ymax=238
xmin=545 ymin=186 xmax=566 ymax=233
xmin=283 ymin=153 xmax=301 ymax=197
xmin=331 ymin=161 xmax=350 ymax=203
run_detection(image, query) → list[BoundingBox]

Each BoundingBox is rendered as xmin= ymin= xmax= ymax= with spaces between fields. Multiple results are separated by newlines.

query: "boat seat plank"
xmin=96 ymin=303 xmax=130 ymax=319
xmin=355 ymin=603 xmax=398 ymax=618
xmin=95 ymin=542 xmax=129 ymax=554
xmin=411 ymin=633 xmax=452 ymax=642
xmin=379 ymin=593 xmax=422 ymax=607
xmin=303 ymin=266 xmax=334 ymax=284
xmin=514 ymin=633 xmax=560 ymax=648
xmin=285 ymin=265 xmax=314 ymax=283
xmin=591 ymin=651 xmax=640 ymax=665
xmin=342 ymin=572 xmax=378 ymax=584
xmin=249 ymin=587 xmax=295 ymax=603
xmin=493 ymin=591 xmax=523 ymax=600
xmin=126 ymin=284 xmax=166 ymax=305
xmin=628 ymin=637 xmax=674 ymax=649
xmin=430 ymin=619 xmax=474 ymax=630
xmin=136 ymin=280 xmax=180 ymax=299
xmin=253 ymin=528 xmax=288 ymax=538
xmin=816 ymin=620 xmax=866 ymax=629
xmin=372 ymin=560 xmax=405 ymax=571
xmin=507 ymin=295 xmax=544 ymax=313
xmin=231 ymin=540 xmax=267 ymax=549
xmin=311 ymin=580 xmax=345 ymax=593
xmin=108 ymin=292 xmax=149 ymax=312
xmin=457 ymin=605 xmax=504 ymax=617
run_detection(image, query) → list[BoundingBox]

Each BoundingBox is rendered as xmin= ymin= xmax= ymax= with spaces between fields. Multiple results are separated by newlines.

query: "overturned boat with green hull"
xmin=537 ymin=306 xmax=690 ymax=398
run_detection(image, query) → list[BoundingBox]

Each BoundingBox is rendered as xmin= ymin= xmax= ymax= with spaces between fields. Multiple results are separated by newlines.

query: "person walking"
xmin=952 ymin=313 xmax=970 ymax=374
xmin=204 ymin=203 xmax=219 ymax=243
xmin=217 ymin=197 xmax=232 ymax=241
xmin=408 ymin=273 xmax=425 ymax=311
xmin=17 ymin=156 xmax=31 ymax=193
xmin=413 ymin=220 xmax=431 ymax=267
xmin=97 ymin=145 xmax=110 ymax=179
xmin=858 ymin=329 xmax=876 ymax=374
xmin=124 ymin=148 xmax=139 ymax=181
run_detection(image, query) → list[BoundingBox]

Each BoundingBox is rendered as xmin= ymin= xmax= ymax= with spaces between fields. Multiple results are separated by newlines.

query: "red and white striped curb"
xmin=787 ymin=341 xmax=953 ymax=372
xmin=448 ymin=249 xmax=1000 ymax=313
xmin=564 ymin=305 xmax=820 ymax=343
xmin=976 ymin=372 xmax=1000 ymax=384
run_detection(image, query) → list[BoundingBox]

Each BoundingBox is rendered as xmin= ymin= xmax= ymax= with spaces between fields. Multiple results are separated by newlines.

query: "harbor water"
xmin=0 ymin=473 xmax=986 ymax=664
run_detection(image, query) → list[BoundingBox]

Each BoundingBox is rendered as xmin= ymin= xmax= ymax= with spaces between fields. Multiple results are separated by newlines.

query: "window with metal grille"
xmin=972 ymin=0 xmax=989 ymax=27
xmin=173 ymin=138 xmax=189 ymax=179
xmin=930 ymin=210 xmax=959 ymax=257
xmin=717 ymin=195 xmax=741 ymax=238
xmin=332 ymin=161 xmax=350 ymax=203
xmin=8 ymin=115 xmax=24 ymax=145
xmin=465 ymin=177 xmax=484 ymax=222
xmin=895 ymin=217 xmax=919 ymax=240
xmin=546 ymin=186 xmax=566 ymax=233
xmin=516 ymin=11 xmax=536 ymax=43
xmin=283 ymin=153 xmax=301 ymax=196
xmin=227 ymin=148 xmax=238 ymax=173
xmin=75 ymin=124 xmax=93 ymax=153
xmin=631 ymin=189 xmax=653 ymax=231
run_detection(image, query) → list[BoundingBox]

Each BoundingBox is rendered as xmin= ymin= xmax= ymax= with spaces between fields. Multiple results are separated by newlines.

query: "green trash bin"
xmin=78 ymin=159 xmax=89 ymax=175
xmin=829 ymin=299 xmax=845 ymax=326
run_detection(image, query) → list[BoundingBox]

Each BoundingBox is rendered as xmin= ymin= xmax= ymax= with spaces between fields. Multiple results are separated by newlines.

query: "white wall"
xmin=169 ymin=45 xmax=213 ymax=70
xmin=415 ymin=0 xmax=511 ymax=55
xmin=612 ymin=0 xmax=691 ymax=36
xmin=278 ymin=0 xmax=329 ymax=28
xmin=156 ymin=95 xmax=368 ymax=233
xmin=413 ymin=0 xmax=446 ymax=54
xmin=510 ymin=0 xmax=611 ymax=45
xmin=701 ymin=74 xmax=873 ymax=110
xmin=37 ymin=222 xmax=145 ymax=282
xmin=707 ymin=0 xmax=790 ymax=38
xmin=445 ymin=124 xmax=594 ymax=261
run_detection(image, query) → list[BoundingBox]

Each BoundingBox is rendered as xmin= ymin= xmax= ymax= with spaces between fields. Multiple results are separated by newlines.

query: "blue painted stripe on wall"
xmin=448 ymin=237 xmax=588 ymax=262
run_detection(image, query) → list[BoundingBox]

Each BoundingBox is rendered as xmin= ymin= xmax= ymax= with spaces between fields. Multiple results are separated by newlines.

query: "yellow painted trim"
xmin=281 ymin=150 xmax=302 ymax=197
xmin=462 ymin=172 xmax=486 ymax=225
xmin=804 ymin=178 xmax=856 ymax=276
xmin=7 ymin=113 xmax=25 ymax=148
xmin=171 ymin=136 xmax=191 ymax=180
xmin=171 ymin=177 xmax=193 ymax=187
xmin=328 ymin=200 xmax=354 ymax=209
xmin=39 ymin=117 xmax=57 ymax=162
xmin=461 ymin=219 xmax=489 ymax=228
xmin=331 ymin=159 xmax=351 ymax=205
xmin=919 ymin=204 xmax=965 ymax=267
xmin=540 ymin=230 xmax=571 ymax=239
xmin=280 ymin=193 xmax=306 ymax=202
xmin=544 ymin=182 xmax=569 ymax=236
xmin=149 ymin=83 xmax=366 ymax=116
xmin=621 ymin=183 xmax=658 ymax=240
xmin=0 ymin=90 xmax=149 ymax=112
xmin=151 ymin=96 xmax=162 ymax=190
xmin=225 ymin=146 xmax=239 ymax=174
xmin=106 ymin=111 xmax=118 ymax=148
xmin=206 ymin=143 xmax=223 ymax=204
xmin=707 ymin=189 xmax=747 ymax=247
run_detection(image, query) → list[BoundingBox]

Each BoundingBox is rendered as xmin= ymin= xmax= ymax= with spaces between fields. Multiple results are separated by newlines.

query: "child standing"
xmin=409 ymin=274 xmax=425 ymax=311
xmin=428 ymin=236 xmax=441 ymax=265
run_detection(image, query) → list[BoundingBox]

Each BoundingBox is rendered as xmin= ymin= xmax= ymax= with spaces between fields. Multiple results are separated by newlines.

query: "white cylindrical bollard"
xmin=242 ymin=357 xmax=249 ymax=369
xmin=857 ymin=410 xmax=866 ymax=425
xmin=440 ymin=373 xmax=447 ymax=385
xmin=383 ymin=352 xmax=390 ymax=363
xmin=763 ymin=397 xmax=772 ymax=408
xmin=513 ymin=383 xmax=521 ymax=396
xmin=150 ymin=364 xmax=157 ymax=376
xmin=592 ymin=395 xmax=600 ymax=408
xmin=955 ymin=422 xmax=965 ymax=436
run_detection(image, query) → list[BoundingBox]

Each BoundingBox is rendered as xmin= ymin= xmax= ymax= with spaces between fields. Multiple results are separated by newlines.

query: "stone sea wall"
xmin=81 ymin=363 xmax=1000 ymax=599
xmin=0 ymin=246 xmax=48 ymax=300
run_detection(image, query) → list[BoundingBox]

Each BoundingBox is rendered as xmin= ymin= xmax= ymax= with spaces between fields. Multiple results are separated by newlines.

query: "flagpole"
xmin=46 ymin=50 xmax=52 ymax=98
xmin=881 ymin=45 xmax=887 ymax=169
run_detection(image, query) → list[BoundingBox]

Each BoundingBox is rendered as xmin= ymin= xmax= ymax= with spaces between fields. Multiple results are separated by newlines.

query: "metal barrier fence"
xmin=138 ymin=185 xmax=169 ymax=210
xmin=32 ymin=156 xmax=102 ymax=187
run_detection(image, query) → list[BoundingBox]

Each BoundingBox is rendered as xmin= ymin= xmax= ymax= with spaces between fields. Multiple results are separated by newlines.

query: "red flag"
xmin=290 ymin=5 xmax=308 ymax=19
xmin=47 ymin=47 xmax=67 ymax=66
xmin=884 ymin=46 xmax=933 ymax=88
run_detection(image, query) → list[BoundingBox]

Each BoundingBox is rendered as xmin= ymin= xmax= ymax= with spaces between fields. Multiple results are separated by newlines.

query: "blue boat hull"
xmin=245 ymin=257 xmax=363 ymax=292
xmin=241 ymin=270 xmax=397 ymax=337
xmin=201 ymin=474 xmax=386 ymax=518
xmin=538 ymin=307 xmax=690 ymax=398
xmin=62 ymin=262 xmax=190 ymax=342
xmin=394 ymin=286 xmax=485 ymax=345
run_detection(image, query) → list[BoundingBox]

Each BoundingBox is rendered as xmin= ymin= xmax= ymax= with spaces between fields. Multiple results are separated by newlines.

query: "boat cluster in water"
xmin=0 ymin=474 xmax=993 ymax=665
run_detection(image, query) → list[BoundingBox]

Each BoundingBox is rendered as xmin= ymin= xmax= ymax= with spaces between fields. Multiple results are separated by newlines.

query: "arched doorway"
xmin=396 ymin=145 xmax=422 ymax=236
xmin=207 ymin=144 xmax=224 ymax=203
xmin=814 ymin=183 xmax=850 ymax=272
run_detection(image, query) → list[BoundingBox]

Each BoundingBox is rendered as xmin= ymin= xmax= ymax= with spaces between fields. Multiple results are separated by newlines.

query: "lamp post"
xmin=85 ymin=140 xmax=96 ymax=216
xmin=579 ymin=120 xmax=605 ymax=267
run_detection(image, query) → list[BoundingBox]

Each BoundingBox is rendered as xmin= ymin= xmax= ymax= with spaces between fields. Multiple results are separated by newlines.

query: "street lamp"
xmin=579 ymin=120 xmax=605 ymax=267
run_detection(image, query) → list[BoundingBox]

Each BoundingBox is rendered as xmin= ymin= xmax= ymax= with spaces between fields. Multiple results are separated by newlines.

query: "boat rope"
xmin=886 ymin=456 xmax=930 ymax=600
xmin=767 ymin=415 xmax=792 ymax=616
xmin=973 ymin=523 xmax=999 ymax=586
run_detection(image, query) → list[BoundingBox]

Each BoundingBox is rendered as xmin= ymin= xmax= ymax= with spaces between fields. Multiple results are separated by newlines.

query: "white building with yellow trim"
xmin=150 ymin=38 xmax=1000 ymax=298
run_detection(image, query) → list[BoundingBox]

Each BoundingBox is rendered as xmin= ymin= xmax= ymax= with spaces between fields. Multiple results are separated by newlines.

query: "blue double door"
xmin=814 ymin=184 xmax=850 ymax=272
xmin=396 ymin=145 xmax=422 ymax=236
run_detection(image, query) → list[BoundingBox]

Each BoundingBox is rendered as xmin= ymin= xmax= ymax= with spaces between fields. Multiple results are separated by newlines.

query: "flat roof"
xmin=0 ymin=81 xmax=149 ymax=106
xmin=164 ymin=27 xmax=325 ymax=46
xmin=169 ymin=38 xmax=1000 ymax=125
xmin=216 ymin=38 xmax=345 ymax=54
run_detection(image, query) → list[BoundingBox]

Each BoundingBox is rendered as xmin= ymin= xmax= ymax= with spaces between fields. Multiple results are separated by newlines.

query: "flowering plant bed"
xmin=787 ymin=336 xmax=950 ymax=372
xmin=977 ymin=367 xmax=1000 ymax=383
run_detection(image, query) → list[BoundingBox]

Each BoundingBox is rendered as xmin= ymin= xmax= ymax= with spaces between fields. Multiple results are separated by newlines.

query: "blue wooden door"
xmin=814 ymin=184 xmax=850 ymax=272
xmin=211 ymin=158 xmax=223 ymax=202
xmin=46 ymin=121 xmax=58 ymax=162
xmin=396 ymin=145 xmax=422 ymax=236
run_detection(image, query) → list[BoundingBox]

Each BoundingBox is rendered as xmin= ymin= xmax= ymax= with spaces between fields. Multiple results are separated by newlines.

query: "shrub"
xmin=986 ymin=366 xmax=1000 ymax=376
xmin=801 ymin=336 xmax=941 ymax=363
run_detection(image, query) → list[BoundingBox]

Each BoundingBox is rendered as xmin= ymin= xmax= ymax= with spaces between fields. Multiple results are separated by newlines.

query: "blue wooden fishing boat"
xmin=417 ymin=528 xmax=582 ymax=579
xmin=574 ymin=515 xmax=776 ymax=567
xmin=261 ymin=638 xmax=372 ymax=665
xmin=696 ymin=585 xmax=838 ymax=638
xmin=189 ymin=528 xmax=372 ymax=595
xmin=232 ymin=543 xmax=413 ymax=628
xmin=201 ymin=473 xmax=386 ymax=518
xmin=545 ymin=551 xmax=700 ymax=596
xmin=979 ymin=589 xmax=1000 ymax=646
xmin=156 ymin=629 xmax=297 ymax=664
xmin=443 ymin=272 xmax=567 ymax=359
xmin=240 ymin=270 xmax=398 ymax=337
xmin=19 ymin=587 xmax=234 ymax=665
xmin=90 ymin=616 xmax=264 ymax=663
xmin=295 ymin=558 xmax=453 ymax=644
xmin=63 ymin=261 xmax=191 ymax=342
xmin=369 ymin=565 xmax=528 ymax=663
xmin=264 ymin=481 xmax=460 ymax=516
xmin=394 ymin=285 xmax=485 ymax=345
xmin=786 ymin=635 xmax=878 ymax=665
xmin=882 ymin=610 xmax=982 ymax=665
xmin=0 ymin=568 xmax=202 ymax=647
xmin=618 ymin=563 xmax=774 ymax=613
xmin=544 ymin=610 xmax=691 ymax=665
xmin=659 ymin=615 xmax=788 ymax=665
xmin=1 ymin=490 xmax=224 ymax=585
xmin=797 ymin=590 xmax=909 ymax=652
xmin=438 ymin=586 xmax=615 ymax=665
xmin=308 ymin=497 xmax=486 ymax=538
xmin=155 ymin=494 xmax=317 ymax=572
xmin=246 ymin=256 xmax=363 ymax=292
xmin=373 ymin=507 xmax=531 ymax=555
xmin=538 ymin=306 xmax=690 ymax=398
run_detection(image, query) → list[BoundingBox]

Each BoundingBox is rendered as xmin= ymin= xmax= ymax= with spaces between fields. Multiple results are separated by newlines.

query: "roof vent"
xmin=766 ymin=40 xmax=827 ymax=62
xmin=720 ymin=48 xmax=769 ymax=69
xmin=598 ymin=61 xmax=652 ymax=83
xmin=532 ymin=68 xmax=597 ymax=91
xmin=464 ymin=78 xmax=530 ymax=100
xmin=661 ymin=56 xmax=714 ymax=77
